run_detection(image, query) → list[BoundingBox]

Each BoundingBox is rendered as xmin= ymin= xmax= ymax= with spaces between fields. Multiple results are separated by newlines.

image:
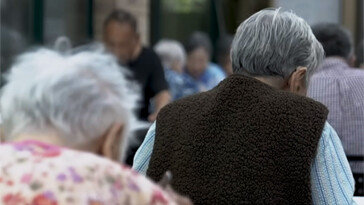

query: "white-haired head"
xmin=1 ymin=48 xmax=139 ymax=157
xmin=231 ymin=8 xmax=324 ymax=82
xmin=154 ymin=39 xmax=186 ymax=72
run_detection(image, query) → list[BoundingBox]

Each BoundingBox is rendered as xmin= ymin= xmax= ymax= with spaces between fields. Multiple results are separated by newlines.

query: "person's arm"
xmin=148 ymin=90 xmax=170 ymax=122
xmin=133 ymin=122 xmax=156 ymax=175
xmin=148 ymin=50 xmax=171 ymax=122
xmin=311 ymin=122 xmax=356 ymax=205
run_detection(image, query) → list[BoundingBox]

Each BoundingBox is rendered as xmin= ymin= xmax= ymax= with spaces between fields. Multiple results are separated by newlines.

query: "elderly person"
xmin=133 ymin=9 xmax=356 ymax=204
xmin=154 ymin=39 xmax=187 ymax=100
xmin=182 ymin=32 xmax=226 ymax=95
xmin=0 ymin=49 xmax=190 ymax=204
xmin=309 ymin=23 xmax=364 ymax=196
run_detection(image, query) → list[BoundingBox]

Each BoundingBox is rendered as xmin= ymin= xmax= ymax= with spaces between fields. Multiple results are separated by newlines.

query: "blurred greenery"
xmin=162 ymin=0 xmax=207 ymax=13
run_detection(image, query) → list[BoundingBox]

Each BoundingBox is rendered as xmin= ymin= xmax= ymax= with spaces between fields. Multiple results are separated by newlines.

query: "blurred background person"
xmin=309 ymin=23 xmax=364 ymax=196
xmin=216 ymin=35 xmax=234 ymax=75
xmin=103 ymin=9 xmax=171 ymax=165
xmin=1 ymin=27 xmax=28 ymax=87
xmin=182 ymin=31 xmax=226 ymax=95
xmin=356 ymin=40 xmax=364 ymax=68
xmin=103 ymin=9 xmax=170 ymax=123
xmin=154 ymin=39 xmax=187 ymax=101
xmin=0 ymin=48 xmax=188 ymax=204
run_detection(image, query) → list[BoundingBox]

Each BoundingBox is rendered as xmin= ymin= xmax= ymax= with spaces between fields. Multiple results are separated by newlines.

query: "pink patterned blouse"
xmin=0 ymin=140 xmax=176 ymax=205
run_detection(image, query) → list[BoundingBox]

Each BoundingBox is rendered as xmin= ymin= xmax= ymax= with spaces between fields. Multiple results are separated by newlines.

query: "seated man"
xmin=133 ymin=9 xmax=356 ymax=204
xmin=309 ymin=23 xmax=364 ymax=196
xmin=103 ymin=9 xmax=172 ymax=165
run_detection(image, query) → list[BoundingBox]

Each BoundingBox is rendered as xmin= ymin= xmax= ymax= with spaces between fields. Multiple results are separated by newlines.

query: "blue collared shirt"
xmin=133 ymin=122 xmax=356 ymax=204
xmin=164 ymin=63 xmax=226 ymax=101
xmin=183 ymin=63 xmax=226 ymax=93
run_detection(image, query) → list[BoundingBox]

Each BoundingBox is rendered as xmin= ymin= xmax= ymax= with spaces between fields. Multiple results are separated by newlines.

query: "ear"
xmin=100 ymin=123 xmax=124 ymax=161
xmin=288 ymin=67 xmax=307 ymax=96
xmin=348 ymin=55 xmax=356 ymax=67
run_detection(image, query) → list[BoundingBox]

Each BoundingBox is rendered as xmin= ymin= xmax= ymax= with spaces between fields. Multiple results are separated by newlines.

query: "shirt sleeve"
xmin=132 ymin=122 xmax=156 ymax=175
xmin=149 ymin=51 xmax=169 ymax=97
xmin=311 ymin=122 xmax=356 ymax=205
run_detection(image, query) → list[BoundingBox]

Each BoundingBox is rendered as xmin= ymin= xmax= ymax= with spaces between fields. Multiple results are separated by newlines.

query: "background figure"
xmin=154 ymin=39 xmax=187 ymax=101
xmin=1 ymin=26 xmax=27 ymax=87
xmin=0 ymin=48 xmax=180 ymax=204
xmin=356 ymin=40 xmax=364 ymax=68
xmin=183 ymin=31 xmax=226 ymax=95
xmin=309 ymin=23 xmax=364 ymax=196
xmin=216 ymin=35 xmax=234 ymax=76
xmin=103 ymin=9 xmax=171 ymax=165
xmin=103 ymin=9 xmax=170 ymax=123
xmin=53 ymin=36 xmax=72 ymax=54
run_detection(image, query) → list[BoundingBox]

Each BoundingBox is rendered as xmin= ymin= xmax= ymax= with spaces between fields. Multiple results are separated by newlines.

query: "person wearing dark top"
xmin=103 ymin=9 xmax=170 ymax=165
xmin=127 ymin=47 xmax=169 ymax=120
xmin=103 ymin=9 xmax=170 ymax=122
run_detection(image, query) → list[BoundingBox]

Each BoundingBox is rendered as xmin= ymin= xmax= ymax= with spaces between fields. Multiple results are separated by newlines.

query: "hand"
xmin=159 ymin=171 xmax=193 ymax=205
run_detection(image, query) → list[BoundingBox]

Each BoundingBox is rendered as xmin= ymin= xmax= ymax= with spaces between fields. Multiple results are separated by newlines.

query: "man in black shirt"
xmin=103 ymin=9 xmax=170 ymax=165
xmin=103 ymin=9 xmax=170 ymax=122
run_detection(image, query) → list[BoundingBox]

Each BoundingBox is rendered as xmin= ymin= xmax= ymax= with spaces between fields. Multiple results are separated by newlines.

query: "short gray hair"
xmin=231 ymin=8 xmax=324 ymax=81
xmin=1 ymin=48 xmax=139 ymax=149
xmin=154 ymin=39 xmax=186 ymax=69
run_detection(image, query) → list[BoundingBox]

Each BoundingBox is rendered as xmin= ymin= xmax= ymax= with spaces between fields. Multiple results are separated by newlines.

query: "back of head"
xmin=231 ymin=8 xmax=324 ymax=81
xmin=154 ymin=39 xmax=186 ymax=69
xmin=1 ymin=48 xmax=138 ymax=157
xmin=103 ymin=9 xmax=137 ymax=32
xmin=311 ymin=23 xmax=353 ymax=59
xmin=185 ymin=31 xmax=212 ymax=57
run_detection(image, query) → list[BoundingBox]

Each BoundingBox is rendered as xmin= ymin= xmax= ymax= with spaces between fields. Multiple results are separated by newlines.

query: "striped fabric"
xmin=133 ymin=122 xmax=356 ymax=204
xmin=308 ymin=57 xmax=364 ymax=174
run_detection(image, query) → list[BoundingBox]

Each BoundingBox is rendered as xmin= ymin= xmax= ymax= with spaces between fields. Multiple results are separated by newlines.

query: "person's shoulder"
xmin=207 ymin=63 xmax=226 ymax=77
xmin=346 ymin=67 xmax=364 ymax=77
xmin=157 ymin=87 xmax=214 ymax=121
xmin=279 ymin=89 xmax=328 ymax=115
xmin=141 ymin=47 xmax=160 ymax=60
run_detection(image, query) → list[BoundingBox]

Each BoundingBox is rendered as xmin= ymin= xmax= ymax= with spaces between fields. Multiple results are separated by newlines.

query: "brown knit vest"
xmin=147 ymin=74 xmax=328 ymax=204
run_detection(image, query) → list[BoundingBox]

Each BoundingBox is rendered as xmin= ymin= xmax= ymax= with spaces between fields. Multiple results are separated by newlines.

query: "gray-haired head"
xmin=1 ymin=48 xmax=140 ymax=158
xmin=231 ymin=8 xmax=324 ymax=81
xmin=154 ymin=39 xmax=186 ymax=69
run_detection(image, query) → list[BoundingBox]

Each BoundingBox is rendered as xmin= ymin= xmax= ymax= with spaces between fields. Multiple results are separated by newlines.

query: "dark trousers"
xmin=124 ymin=128 xmax=149 ymax=166
xmin=354 ymin=173 xmax=364 ymax=196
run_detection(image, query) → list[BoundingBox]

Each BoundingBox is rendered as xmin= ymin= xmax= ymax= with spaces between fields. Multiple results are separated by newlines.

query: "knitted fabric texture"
xmin=147 ymin=74 xmax=328 ymax=204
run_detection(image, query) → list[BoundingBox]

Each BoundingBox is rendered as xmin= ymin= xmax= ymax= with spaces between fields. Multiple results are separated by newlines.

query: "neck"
xmin=131 ymin=44 xmax=142 ymax=61
xmin=13 ymin=132 xmax=100 ymax=154
xmin=13 ymin=132 xmax=65 ymax=146
xmin=254 ymin=76 xmax=285 ymax=89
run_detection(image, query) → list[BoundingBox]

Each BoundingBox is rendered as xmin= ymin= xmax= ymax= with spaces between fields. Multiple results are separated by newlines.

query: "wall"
xmin=274 ymin=0 xmax=341 ymax=25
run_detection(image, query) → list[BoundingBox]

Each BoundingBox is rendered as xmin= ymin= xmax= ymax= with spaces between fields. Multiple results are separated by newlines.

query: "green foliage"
xmin=162 ymin=0 xmax=207 ymax=13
